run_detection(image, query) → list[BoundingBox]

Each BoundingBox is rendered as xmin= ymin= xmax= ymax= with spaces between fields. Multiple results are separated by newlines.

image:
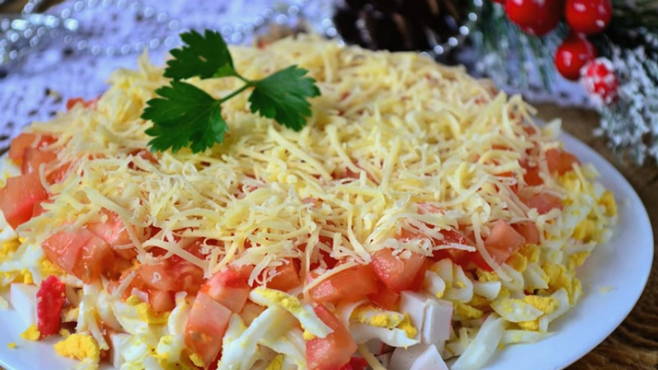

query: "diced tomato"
xmin=546 ymin=148 xmax=579 ymax=175
xmin=367 ymin=283 xmax=400 ymax=310
xmin=184 ymin=292 xmax=231 ymax=367
xmin=9 ymin=133 xmax=56 ymax=166
xmin=36 ymin=276 xmax=66 ymax=338
xmin=21 ymin=148 xmax=57 ymax=175
xmin=148 ymin=289 xmax=175 ymax=313
xmin=371 ymin=248 xmax=427 ymax=292
xmin=306 ymin=304 xmax=357 ymax=370
xmin=310 ymin=264 xmax=378 ymax=304
xmin=521 ymin=192 xmax=563 ymax=215
xmin=136 ymin=258 xmax=204 ymax=295
xmin=42 ymin=228 xmax=114 ymax=282
xmin=0 ymin=173 xmax=48 ymax=229
xmin=267 ymin=260 xmax=301 ymax=291
xmin=512 ymin=221 xmax=540 ymax=245
xmin=46 ymin=162 xmax=72 ymax=184
xmin=201 ymin=265 xmax=253 ymax=312
xmin=88 ymin=210 xmax=135 ymax=259
xmin=484 ymin=220 xmax=526 ymax=265
xmin=520 ymin=160 xmax=543 ymax=186
xmin=66 ymin=97 xmax=97 ymax=110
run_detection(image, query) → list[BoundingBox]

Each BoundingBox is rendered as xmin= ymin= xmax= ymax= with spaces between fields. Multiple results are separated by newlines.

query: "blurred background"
xmin=0 ymin=1 xmax=657 ymax=368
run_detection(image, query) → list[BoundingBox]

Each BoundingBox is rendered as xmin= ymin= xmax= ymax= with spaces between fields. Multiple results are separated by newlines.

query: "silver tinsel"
xmin=596 ymin=32 xmax=658 ymax=164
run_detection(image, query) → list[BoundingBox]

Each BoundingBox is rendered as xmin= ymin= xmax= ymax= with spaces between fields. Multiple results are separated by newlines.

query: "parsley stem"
xmin=218 ymin=82 xmax=254 ymax=104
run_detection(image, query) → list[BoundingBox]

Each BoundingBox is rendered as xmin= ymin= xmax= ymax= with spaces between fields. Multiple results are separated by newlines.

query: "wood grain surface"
xmin=1 ymin=1 xmax=656 ymax=369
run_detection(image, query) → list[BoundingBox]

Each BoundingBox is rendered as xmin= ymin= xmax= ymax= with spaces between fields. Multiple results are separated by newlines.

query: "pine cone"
xmin=333 ymin=0 xmax=467 ymax=56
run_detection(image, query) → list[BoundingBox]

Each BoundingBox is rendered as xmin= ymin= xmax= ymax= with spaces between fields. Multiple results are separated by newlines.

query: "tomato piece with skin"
xmin=201 ymin=265 xmax=253 ymax=312
xmin=367 ymin=283 xmax=400 ymax=310
xmin=184 ymin=292 xmax=231 ymax=367
xmin=522 ymin=192 xmax=563 ymax=215
xmin=546 ymin=148 xmax=579 ymax=175
xmin=267 ymin=260 xmax=301 ymax=291
xmin=512 ymin=221 xmax=540 ymax=245
xmin=306 ymin=304 xmax=357 ymax=370
xmin=371 ymin=248 xmax=427 ymax=292
xmin=148 ymin=289 xmax=175 ymax=313
xmin=484 ymin=220 xmax=526 ymax=265
xmin=42 ymin=228 xmax=114 ymax=283
xmin=88 ymin=210 xmax=136 ymax=259
xmin=0 ymin=173 xmax=48 ymax=229
xmin=21 ymin=148 xmax=57 ymax=175
xmin=520 ymin=159 xmax=543 ymax=186
xmin=310 ymin=264 xmax=378 ymax=304
xmin=9 ymin=133 xmax=56 ymax=166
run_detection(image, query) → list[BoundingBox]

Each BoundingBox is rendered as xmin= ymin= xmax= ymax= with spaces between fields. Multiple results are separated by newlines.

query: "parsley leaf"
xmin=142 ymin=30 xmax=321 ymax=153
xmin=165 ymin=30 xmax=234 ymax=80
xmin=249 ymin=66 xmax=321 ymax=131
xmin=143 ymin=80 xmax=227 ymax=153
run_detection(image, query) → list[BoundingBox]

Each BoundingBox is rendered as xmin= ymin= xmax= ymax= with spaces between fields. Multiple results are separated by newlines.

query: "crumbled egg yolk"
xmin=39 ymin=258 xmax=65 ymax=277
xmin=256 ymin=288 xmax=303 ymax=313
xmin=189 ymin=352 xmax=205 ymax=368
xmin=599 ymin=191 xmax=617 ymax=217
xmin=476 ymin=269 xmax=499 ymax=282
xmin=508 ymin=253 xmax=528 ymax=272
xmin=454 ymin=302 xmax=484 ymax=320
xmin=573 ymin=218 xmax=597 ymax=243
xmin=0 ymin=269 xmax=33 ymax=286
xmin=20 ymin=325 xmax=40 ymax=341
xmin=351 ymin=305 xmax=404 ymax=329
xmin=7 ymin=342 xmax=17 ymax=349
xmin=520 ymin=244 xmax=541 ymax=264
xmin=397 ymin=314 xmax=418 ymax=339
xmin=302 ymin=330 xmax=316 ymax=341
xmin=567 ymin=251 xmax=591 ymax=271
xmin=468 ymin=295 xmax=491 ymax=309
xmin=266 ymin=354 xmax=284 ymax=370
xmin=53 ymin=334 xmax=100 ymax=363
xmin=126 ymin=295 xmax=169 ymax=324
xmin=517 ymin=295 xmax=559 ymax=330
xmin=0 ymin=239 xmax=20 ymax=262
xmin=59 ymin=329 xmax=71 ymax=337
xmin=542 ymin=263 xmax=583 ymax=303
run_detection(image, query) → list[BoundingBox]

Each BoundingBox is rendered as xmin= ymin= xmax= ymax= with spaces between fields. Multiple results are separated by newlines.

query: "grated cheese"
xmin=19 ymin=35 xmax=568 ymax=280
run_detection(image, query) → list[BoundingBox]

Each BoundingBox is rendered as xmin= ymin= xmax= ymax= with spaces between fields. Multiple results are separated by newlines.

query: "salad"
xmin=0 ymin=34 xmax=617 ymax=370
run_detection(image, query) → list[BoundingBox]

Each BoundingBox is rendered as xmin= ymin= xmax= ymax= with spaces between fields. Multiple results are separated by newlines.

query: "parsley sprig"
xmin=141 ymin=30 xmax=321 ymax=153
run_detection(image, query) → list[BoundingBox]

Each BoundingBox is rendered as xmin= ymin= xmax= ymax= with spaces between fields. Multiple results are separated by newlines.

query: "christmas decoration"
xmin=565 ymin=0 xmax=613 ymax=34
xmin=581 ymin=58 xmax=618 ymax=104
xmin=504 ymin=0 xmax=563 ymax=36
xmin=555 ymin=33 xmax=597 ymax=80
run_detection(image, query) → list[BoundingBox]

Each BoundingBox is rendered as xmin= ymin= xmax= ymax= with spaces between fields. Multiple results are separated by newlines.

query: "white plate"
xmin=0 ymin=133 xmax=653 ymax=370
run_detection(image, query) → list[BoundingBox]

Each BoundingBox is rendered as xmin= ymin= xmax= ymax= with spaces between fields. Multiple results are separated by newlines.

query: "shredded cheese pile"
xmin=18 ymin=35 xmax=591 ymax=284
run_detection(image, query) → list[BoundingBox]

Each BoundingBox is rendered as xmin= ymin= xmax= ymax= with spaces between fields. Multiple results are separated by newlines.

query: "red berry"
xmin=554 ymin=33 xmax=597 ymax=80
xmin=505 ymin=0 xmax=563 ymax=36
xmin=565 ymin=0 xmax=612 ymax=34
xmin=36 ymin=275 xmax=67 ymax=338
xmin=581 ymin=58 xmax=618 ymax=105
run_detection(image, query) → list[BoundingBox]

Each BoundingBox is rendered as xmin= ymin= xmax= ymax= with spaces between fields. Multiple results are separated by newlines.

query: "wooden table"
xmin=1 ymin=1 xmax=657 ymax=369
